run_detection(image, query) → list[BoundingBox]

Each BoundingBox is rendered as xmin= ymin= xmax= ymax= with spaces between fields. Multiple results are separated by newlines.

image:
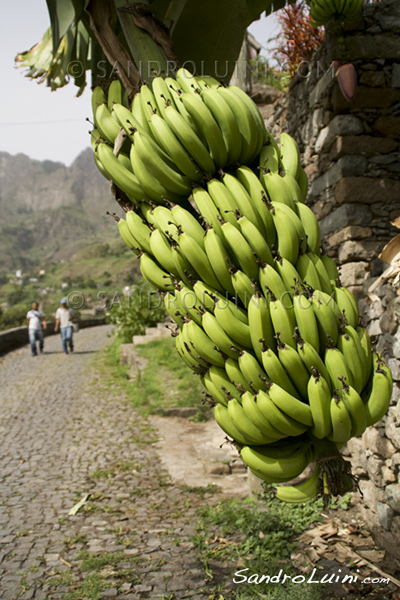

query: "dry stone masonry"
xmin=264 ymin=0 xmax=400 ymax=546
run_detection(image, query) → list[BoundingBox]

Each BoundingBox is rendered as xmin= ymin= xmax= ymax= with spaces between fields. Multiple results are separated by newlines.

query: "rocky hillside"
xmin=0 ymin=149 xmax=120 ymax=273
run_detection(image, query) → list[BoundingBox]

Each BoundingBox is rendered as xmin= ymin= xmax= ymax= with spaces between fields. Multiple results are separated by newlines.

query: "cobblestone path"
xmin=0 ymin=326 xmax=235 ymax=600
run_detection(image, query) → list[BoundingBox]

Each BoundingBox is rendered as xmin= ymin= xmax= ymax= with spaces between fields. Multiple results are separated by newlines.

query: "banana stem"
xmin=308 ymin=434 xmax=355 ymax=500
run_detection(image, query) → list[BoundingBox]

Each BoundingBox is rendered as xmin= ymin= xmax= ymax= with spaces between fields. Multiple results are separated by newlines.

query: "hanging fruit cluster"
xmin=309 ymin=0 xmax=364 ymax=27
xmin=90 ymin=69 xmax=392 ymax=503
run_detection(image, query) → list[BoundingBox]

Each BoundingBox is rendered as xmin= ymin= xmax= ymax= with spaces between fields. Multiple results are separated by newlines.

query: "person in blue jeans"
xmin=54 ymin=298 xmax=74 ymax=354
xmin=26 ymin=301 xmax=47 ymax=356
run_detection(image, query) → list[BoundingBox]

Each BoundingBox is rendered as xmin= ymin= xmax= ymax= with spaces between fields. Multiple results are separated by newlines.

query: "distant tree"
xmin=274 ymin=0 xmax=325 ymax=77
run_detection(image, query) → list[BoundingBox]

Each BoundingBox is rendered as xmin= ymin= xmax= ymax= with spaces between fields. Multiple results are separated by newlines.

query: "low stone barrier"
xmin=0 ymin=318 xmax=107 ymax=355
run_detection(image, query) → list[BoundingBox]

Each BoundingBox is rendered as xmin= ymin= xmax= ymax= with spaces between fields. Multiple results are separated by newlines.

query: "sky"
xmin=0 ymin=2 xmax=278 ymax=167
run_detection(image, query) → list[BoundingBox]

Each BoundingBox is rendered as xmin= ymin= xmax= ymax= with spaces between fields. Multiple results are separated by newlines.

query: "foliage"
xmin=274 ymin=0 xmax=325 ymax=77
xmin=124 ymin=337 xmax=209 ymax=418
xmin=250 ymin=56 xmax=291 ymax=91
xmin=106 ymin=281 xmax=167 ymax=343
xmin=0 ymin=305 xmax=29 ymax=330
xmin=104 ymin=337 xmax=208 ymax=419
xmin=193 ymin=493 xmax=326 ymax=599
xmin=16 ymin=0 xmax=296 ymax=94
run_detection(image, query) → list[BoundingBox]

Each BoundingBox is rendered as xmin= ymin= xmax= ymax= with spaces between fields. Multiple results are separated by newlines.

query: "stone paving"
xmin=0 ymin=326 xmax=237 ymax=600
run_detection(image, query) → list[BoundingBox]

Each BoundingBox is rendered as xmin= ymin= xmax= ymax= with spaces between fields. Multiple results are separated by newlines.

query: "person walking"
xmin=26 ymin=301 xmax=47 ymax=356
xmin=54 ymin=298 xmax=74 ymax=355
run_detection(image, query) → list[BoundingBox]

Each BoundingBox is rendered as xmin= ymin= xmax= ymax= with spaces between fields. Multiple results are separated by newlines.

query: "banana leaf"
xmin=17 ymin=0 xmax=295 ymax=92
xmin=246 ymin=0 xmax=296 ymax=25
xmin=171 ymin=0 xmax=247 ymax=82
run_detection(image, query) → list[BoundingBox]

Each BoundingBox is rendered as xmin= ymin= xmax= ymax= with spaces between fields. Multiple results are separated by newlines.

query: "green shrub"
xmin=107 ymin=281 xmax=167 ymax=342
xmin=0 ymin=305 xmax=28 ymax=330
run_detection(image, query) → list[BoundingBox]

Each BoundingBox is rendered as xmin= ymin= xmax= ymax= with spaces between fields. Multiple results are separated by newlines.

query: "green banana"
xmin=203 ymin=228 xmax=236 ymax=295
xmin=231 ymin=267 xmax=258 ymax=308
xmin=248 ymin=293 xmax=276 ymax=360
xmin=214 ymin=300 xmax=253 ymax=349
xmin=363 ymin=354 xmax=393 ymax=426
xmin=164 ymin=104 xmax=216 ymax=174
xmin=337 ymin=383 xmax=367 ymax=437
xmin=221 ymin=221 xmax=259 ymax=281
xmin=268 ymin=381 xmax=313 ymax=427
xmin=241 ymin=392 xmax=285 ymax=441
xmin=308 ymin=370 xmax=332 ymax=439
xmin=276 ymin=336 xmax=311 ymax=400
xmin=292 ymin=292 xmax=320 ymax=353
xmin=125 ymin=209 xmax=153 ymax=254
xmin=237 ymin=215 xmax=274 ymax=267
xmin=241 ymin=439 xmax=310 ymax=481
xmin=201 ymin=87 xmax=242 ymax=163
xmin=214 ymin=404 xmax=252 ymax=446
xmin=225 ymin=357 xmax=253 ymax=393
xmin=296 ymin=203 xmax=321 ymax=255
xmin=202 ymin=310 xmax=243 ymax=360
xmin=260 ymin=344 xmax=300 ymax=398
xmin=182 ymin=319 xmax=225 ymax=367
xmin=236 ymin=166 xmax=277 ymax=246
xmin=256 ymin=390 xmax=308 ymax=437
xmin=140 ymin=252 xmax=174 ymax=291
xmin=324 ymin=346 xmax=354 ymax=390
xmin=276 ymin=464 xmax=320 ymax=503
xmin=328 ymin=393 xmax=353 ymax=444
xmin=259 ymin=143 xmax=280 ymax=174
xmin=228 ymin=398 xmax=275 ymax=445
xmin=148 ymin=111 xmax=202 ymax=182
xmin=295 ymin=332 xmax=331 ymax=386
xmin=238 ymin=351 xmax=269 ymax=392
xmin=177 ymin=232 xmax=224 ymax=292
xmin=280 ymin=132 xmax=301 ymax=179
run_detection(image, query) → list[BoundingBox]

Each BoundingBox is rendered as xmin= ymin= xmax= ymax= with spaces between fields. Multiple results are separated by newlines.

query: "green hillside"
xmin=0 ymin=149 xmax=142 ymax=328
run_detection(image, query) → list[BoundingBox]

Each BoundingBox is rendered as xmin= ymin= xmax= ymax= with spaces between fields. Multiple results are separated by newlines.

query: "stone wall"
xmin=0 ymin=317 xmax=107 ymax=355
xmin=262 ymin=0 xmax=400 ymax=548
xmin=265 ymin=0 xmax=400 ymax=298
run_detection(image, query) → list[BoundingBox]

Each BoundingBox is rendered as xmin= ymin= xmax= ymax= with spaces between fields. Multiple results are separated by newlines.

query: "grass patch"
xmin=192 ymin=493 xmax=327 ymax=600
xmin=181 ymin=483 xmax=221 ymax=498
xmin=104 ymin=337 xmax=209 ymax=419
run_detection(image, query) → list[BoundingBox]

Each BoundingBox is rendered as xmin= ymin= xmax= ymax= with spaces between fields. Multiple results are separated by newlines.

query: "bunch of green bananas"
xmin=310 ymin=0 xmax=363 ymax=26
xmin=91 ymin=70 xmax=392 ymax=504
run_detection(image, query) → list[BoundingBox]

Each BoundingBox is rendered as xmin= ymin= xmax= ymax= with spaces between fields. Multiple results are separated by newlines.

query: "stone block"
xmin=385 ymin=420 xmax=400 ymax=448
xmin=380 ymin=309 xmax=398 ymax=336
xmin=393 ymin=64 xmax=400 ymax=88
xmin=367 ymin=455 xmax=384 ymax=486
xmin=119 ymin=343 xmax=136 ymax=366
xmin=382 ymin=466 xmax=397 ymax=484
xmin=338 ymin=240 xmax=377 ymax=263
xmin=367 ymin=319 xmax=382 ymax=336
xmin=359 ymin=295 xmax=385 ymax=321
xmin=372 ymin=116 xmax=400 ymax=138
xmin=388 ymin=359 xmax=400 ymax=381
xmin=309 ymin=156 xmax=367 ymax=198
xmin=358 ymin=479 xmax=384 ymax=512
xmin=309 ymin=64 xmax=336 ymax=107
xmin=346 ymin=34 xmax=400 ymax=60
xmin=359 ymin=71 xmax=386 ymax=87
xmin=377 ymin=502 xmax=395 ymax=531
xmin=384 ymin=484 xmax=400 ymax=512
xmin=333 ymin=84 xmax=400 ymax=113
xmin=314 ymin=115 xmax=364 ymax=153
xmin=339 ymin=261 xmax=369 ymax=287
xmin=247 ymin=470 xmax=264 ymax=496
xmin=392 ymin=331 xmax=400 ymax=360
xmin=362 ymin=427 xmax=397 ymax=459
xmin=329 ymin=136 xmax=398 ymax=161
xmin=335 ymin=177 xmax=400 ymax=206
xmin=328 ymin=226 xmax=372 ymax=246
xmin=320 ymin=203 xmax=372 ymax=238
